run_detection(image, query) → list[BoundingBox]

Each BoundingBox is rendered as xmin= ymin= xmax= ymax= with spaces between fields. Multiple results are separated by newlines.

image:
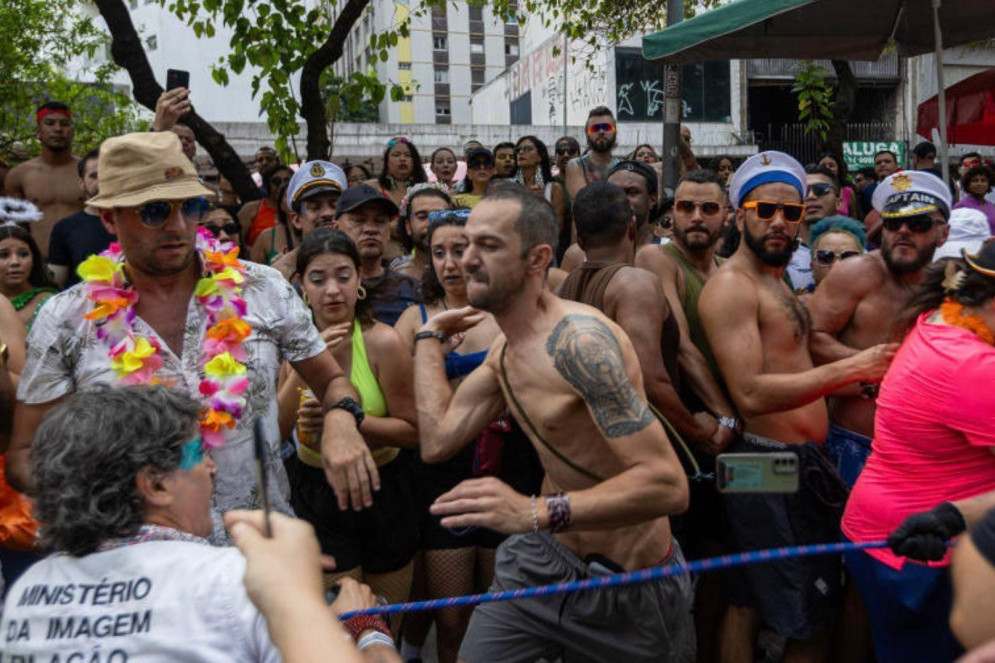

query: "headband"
xmin=37 ymin=107 xmax=71 ymax=123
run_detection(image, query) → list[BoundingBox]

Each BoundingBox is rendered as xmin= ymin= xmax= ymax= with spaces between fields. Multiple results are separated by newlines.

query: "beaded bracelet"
xmin=414 ymin=330 xmax=446 ymax=343
xmin=546 ymin=492 xmax=571 ymax=533
xmin=530 ymin=495 xmax=539 ymax=534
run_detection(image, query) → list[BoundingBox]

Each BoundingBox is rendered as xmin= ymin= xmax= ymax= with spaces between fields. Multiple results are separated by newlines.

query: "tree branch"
xmin=92 ymin=0 xmax=260 ymax=202
xmin=827 ymin=59 xmax=857 ymax=159
xmin=300 ymin=0 xmax=371 ymax=160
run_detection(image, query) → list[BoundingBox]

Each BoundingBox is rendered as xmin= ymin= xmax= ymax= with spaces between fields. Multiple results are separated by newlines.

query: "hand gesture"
xmin=430 ymin=476 xmax=531 ymax=535
xmin=322 ymin=410 xmax=380 ymax=511
xmin=320 ymin=322 xmax=352 ymax=353
xmin=847 ymin=342 xmax=899 ymax=383
xmin=423 ymin=306 xmax=487 ymax=339
xmin=329 ymin=577 xmax=382 ymax=617
xmin=152 ymin=87 xmax=192 ymax=131
xmin=225 ymin=510 xmax=326 ymax=615
xmin=887 ymin=502 xmax=966 ymax=562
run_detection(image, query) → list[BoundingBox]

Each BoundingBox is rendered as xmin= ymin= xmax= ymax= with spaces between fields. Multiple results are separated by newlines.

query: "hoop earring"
xmin=357 ymin=285 xmax=367 ymax=301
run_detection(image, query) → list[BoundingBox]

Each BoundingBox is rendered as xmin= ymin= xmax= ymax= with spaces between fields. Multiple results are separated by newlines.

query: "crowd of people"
xmin=1 ymin=92 xmax=995 ymax=663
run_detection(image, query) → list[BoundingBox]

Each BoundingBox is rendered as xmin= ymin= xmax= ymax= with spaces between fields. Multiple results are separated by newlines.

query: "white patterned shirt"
xmin=18 ymin=262 xmax=326 ymax=533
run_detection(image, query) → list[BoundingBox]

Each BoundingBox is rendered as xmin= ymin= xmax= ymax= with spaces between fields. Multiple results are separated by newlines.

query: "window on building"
xmin=399 ymin=62 xmax=412 ymax=70
xmin=505 ymin=42 xmax=519 ymax=56
xmin=436 ymin=104 xmax=451 ymax=117
xmin=433 ymin=35 xmax=448 ymax=50
xmin=431 ymin=4 xmax=446 ymax=17
xmin=471 ymin=66 xmax=485 ymax=85
xmin=469 ymin=5 xmax=483 ymax=21
xmin=470 ymin=41 xmax=484 ymax=54
xmin=146 ymin=35 xmax=158 ymax=51
xmin=404 ymin=95 xmax=413 ymax=102
xmin=434 ymin=67 xmax=449 ymax=83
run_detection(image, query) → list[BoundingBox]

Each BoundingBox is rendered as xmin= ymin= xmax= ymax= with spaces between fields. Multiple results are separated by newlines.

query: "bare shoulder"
xmin=635 ymin=243 xmax=677 ymax=278
xmin=821 ymin=251 xmax=887 ymax=294
xmin=365 ymin=321 xmax=406 ymax=353
xmin=609 ymin=265 xmax=664 ymax=301
xmin=701 ymin=259 xmax=755 ymax=300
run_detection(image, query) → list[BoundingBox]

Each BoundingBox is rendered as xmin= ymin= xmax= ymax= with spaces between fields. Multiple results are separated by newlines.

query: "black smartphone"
xmin=253 ymin=419 xmax=273 ymax=538
xmin=166 ymin=68 xmax=190 ymax=91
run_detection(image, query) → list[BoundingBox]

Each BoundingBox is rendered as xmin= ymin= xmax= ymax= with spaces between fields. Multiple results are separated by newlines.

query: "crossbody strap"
xmin=499 ymin=344 xmax=605 ymax=482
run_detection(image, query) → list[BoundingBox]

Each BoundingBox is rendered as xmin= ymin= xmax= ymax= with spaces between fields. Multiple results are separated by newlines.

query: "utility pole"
xmin=661 ymin=0 xmax=684 ymax=197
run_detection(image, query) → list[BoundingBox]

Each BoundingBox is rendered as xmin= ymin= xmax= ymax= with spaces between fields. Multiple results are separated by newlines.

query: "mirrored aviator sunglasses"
xmin=428 ymin=208 xmax=472 ymax=223
xmin=742 ymin=200 xmax=805 ymax=224
xmin=138 ymin=197 xmax=212 ymax=227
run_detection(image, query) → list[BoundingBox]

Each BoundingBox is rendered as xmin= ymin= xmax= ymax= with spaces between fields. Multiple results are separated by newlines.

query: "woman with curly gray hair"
xmin=1 ymin=385 xmax=380 ymax=662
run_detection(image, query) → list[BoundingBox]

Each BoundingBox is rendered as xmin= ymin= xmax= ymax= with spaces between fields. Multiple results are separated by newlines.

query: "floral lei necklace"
xmin=940 ymin=298 xmax=995 ymax=346
xmin=77 ymin=228 xmax=251 ymax=448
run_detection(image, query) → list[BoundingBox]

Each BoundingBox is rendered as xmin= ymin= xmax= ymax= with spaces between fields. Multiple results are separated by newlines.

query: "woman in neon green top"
xmin=277 ymin=228 xmax=418 ymax=629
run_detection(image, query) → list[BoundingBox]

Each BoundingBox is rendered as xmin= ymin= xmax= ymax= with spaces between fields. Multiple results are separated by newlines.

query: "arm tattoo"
xmin=546 ymin=314 xmax=654 ymax=438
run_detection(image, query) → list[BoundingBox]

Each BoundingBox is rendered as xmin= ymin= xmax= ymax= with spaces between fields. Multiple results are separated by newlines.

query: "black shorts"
xmin=722 ymin=434 xmax=849 ymax=640
xmin=415 ymin=420 xmax=545 ymax=550
xmin=287 ymin=453 xmax=418 ymax=574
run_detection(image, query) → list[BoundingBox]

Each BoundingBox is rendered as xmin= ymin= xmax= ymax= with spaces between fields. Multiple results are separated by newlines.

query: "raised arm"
xmin=414 ymin=307 xmax=505 ymax=463
xmin=634 ymin=246 xmax=737 ymax=421
xmin=807 ymin=257 xmax=870 ymax=364
xmin=699 ymin=271 xmax=894 ymax=418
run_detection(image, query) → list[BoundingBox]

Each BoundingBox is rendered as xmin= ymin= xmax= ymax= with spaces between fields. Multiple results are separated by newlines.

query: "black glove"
xmin=887 ymin=502 xmax=967 ymax=562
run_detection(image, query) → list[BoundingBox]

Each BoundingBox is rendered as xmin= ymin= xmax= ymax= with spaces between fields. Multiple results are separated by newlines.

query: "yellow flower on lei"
xmin=111 ymin=337 xmax=157 ymax=376
xmin=77 ymin=255 xmax=120 ymax=283
xmin=204 ymin=352 xmax=247 ymax=377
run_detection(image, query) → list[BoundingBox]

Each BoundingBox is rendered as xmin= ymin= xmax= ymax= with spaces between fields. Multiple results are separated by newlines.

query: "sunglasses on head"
xmin=587 ymin=122 xmax=615 ymax=135
xmin=386 ymin=136 xmax=411 ymax=148
xmin=741 ymin=200 xmax=806 ymax=224
xmin=201 ymin=221 xmax=241 ymax=238
xmin=675 ymin=200 xmax=723 ymax=216
xmin=807 ymin=182 xmax=835 ymax=198
xmin=882 ymin=214 xmax=939 ymax=234
xmin=815 ymin=249 xmax=860 ymax=266
xmin=428 ymin=208 xmax=472 ymax=223
xmin=137 ymin=197 xmax=211 ymax=227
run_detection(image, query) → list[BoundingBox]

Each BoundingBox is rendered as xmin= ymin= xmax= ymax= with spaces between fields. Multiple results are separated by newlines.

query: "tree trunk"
xmin=92 ymin=0 xmax=260 ymax=202
xmin=827 ymin=59 xmax=857 ymax=159
xmin=300 ymin=0 xmax=370 ymax=160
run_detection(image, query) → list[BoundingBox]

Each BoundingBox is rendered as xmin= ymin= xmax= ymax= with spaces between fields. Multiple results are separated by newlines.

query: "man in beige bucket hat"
xmin=7 ymin=133 xmax=379 ymax=537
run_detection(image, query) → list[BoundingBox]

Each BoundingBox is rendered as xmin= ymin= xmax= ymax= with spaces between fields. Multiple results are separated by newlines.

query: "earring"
xmin=302 ymin=291 xmax=310 ymax=308
xmin=357 ymin=285 xmax=367 ymax=301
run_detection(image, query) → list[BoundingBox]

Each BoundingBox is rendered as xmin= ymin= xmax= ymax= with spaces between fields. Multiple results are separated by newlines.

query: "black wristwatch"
xmin=329 ymin=396 xmax=365 ymax=427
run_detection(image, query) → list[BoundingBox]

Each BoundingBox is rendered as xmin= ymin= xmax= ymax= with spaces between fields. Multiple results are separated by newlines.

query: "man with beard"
xmin=271 ymin=160 xmax=348 ymax=280
xmin=636 ymin=169 xmax=738 ymax=447
xmin=393 ymin=185 xmax=454 ymax=281
xmin=5 ymin=102 xmax=83 ymax=259
xmin=787 ymin=165 xmax=842 ymax=292
xmin=560 ymin=160 xmax=659 ymax=272
xmin=333 ymin=184 xmax=419 ymax=325
xmin=413 ymin=186 xmax=692 ymax=662
xmin=47 ymin=148 xmax=116 ymax=288
xmin=565 ymin=106 xmax=621 ymax=200
xmin=699 ymin=151 xmax=897 ymax=663
xmin=7 ymin=132 xmax=370 ymax=537
xmin=808 ymin=170 xmax=950 ymax=485
xmin=863 ymin=150 xmax=901 ymax=243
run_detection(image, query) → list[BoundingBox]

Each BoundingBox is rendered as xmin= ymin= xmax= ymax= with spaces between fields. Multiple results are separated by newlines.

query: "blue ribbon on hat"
xmin=739 ymin=171 xmax=806 ymax=206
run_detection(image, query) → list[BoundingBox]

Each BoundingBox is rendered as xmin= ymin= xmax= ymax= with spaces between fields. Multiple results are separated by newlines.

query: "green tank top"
xmin=350 ymin=319 xmax=387 ymax=418
xmin=663 ymin=243 xmax=723 ymax=380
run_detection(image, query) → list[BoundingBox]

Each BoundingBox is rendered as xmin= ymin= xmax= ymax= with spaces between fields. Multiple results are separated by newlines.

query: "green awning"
xmin=641 ymin=0 xmax=995 ymax=64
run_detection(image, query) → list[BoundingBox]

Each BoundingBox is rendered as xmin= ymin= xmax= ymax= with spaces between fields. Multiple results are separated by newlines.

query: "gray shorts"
xmin=459 ymin=531 xmax=693 ymax=663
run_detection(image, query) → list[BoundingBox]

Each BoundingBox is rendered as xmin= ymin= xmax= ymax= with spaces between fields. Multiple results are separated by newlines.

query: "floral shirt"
xmin=18 ymin=261 xmax=326 ymax=538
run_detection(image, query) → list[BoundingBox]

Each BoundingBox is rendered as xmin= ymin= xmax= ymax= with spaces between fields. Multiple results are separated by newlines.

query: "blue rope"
xmin=339 ymin=538 xmax=891 ymax=619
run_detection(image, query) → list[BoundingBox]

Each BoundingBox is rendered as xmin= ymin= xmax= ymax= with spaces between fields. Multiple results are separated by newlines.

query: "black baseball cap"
xmin=608 ymin=160 xmax=659 ymax=196
xmin=335 ymin=183 xmax=399 ymax=218
xmin=466 ymin=147 xmax=495 ymax=167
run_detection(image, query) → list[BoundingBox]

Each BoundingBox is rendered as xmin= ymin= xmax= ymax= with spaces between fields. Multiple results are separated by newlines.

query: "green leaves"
xmin=791 ymin=60 xmax=835 ymax=144
xmin=0 ymin=0 xmax=143 ymax=157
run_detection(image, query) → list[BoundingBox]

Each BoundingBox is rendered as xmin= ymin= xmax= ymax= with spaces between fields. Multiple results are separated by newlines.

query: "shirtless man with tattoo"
xmin=414 ymin=186 xmax=692 ymax=662
xmin=4 ymin=102 xmax=82 ymax=258
xmin=809 ymin=171 xmax=951 ymax=486
xmin=699 ymin=151 xmax=897 ymax=663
